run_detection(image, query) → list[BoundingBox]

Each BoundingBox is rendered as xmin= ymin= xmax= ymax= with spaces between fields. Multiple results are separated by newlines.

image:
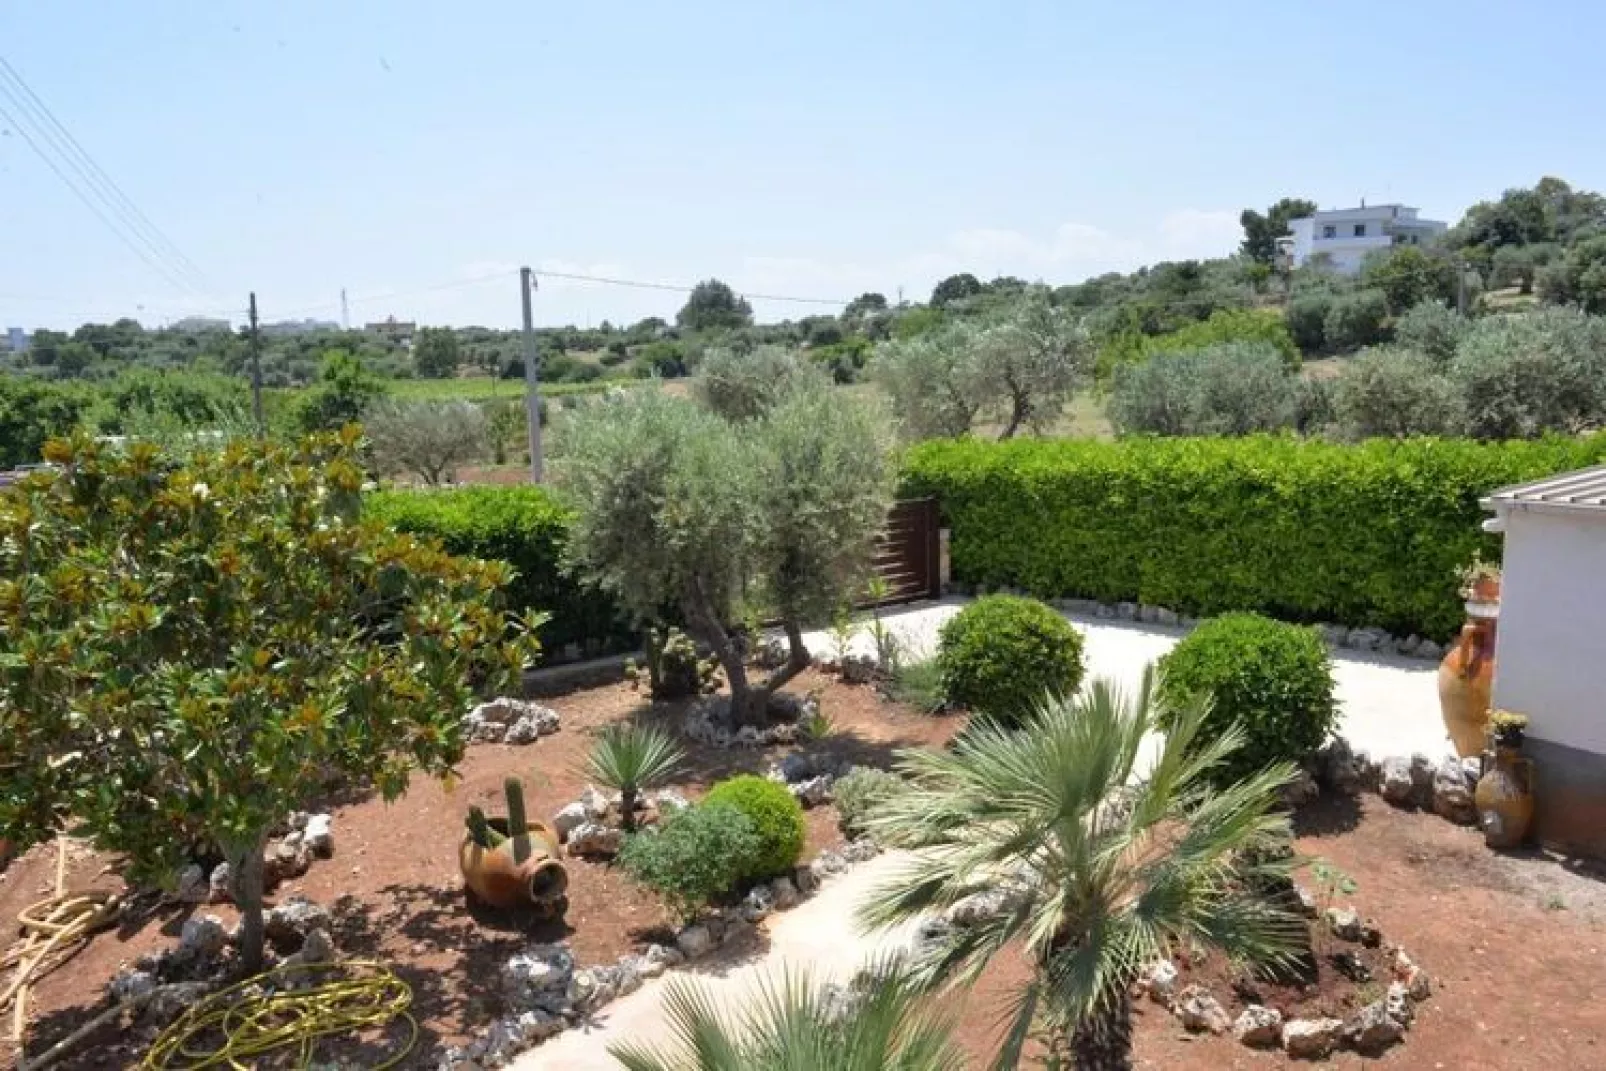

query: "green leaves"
xmin=903 ymin=433 xmax=1606 ymax=641
xmin=0 ymin=431 xmax=536 ymax=903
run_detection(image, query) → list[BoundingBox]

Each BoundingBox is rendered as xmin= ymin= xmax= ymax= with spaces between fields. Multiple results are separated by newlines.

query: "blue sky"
xmin=2 ymin=1 xmax=1603 ymax=331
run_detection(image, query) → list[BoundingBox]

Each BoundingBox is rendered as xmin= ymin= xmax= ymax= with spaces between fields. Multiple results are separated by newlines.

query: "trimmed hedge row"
xmin=366 ymin=485 xmax=634 ymax=660
xmin=902 ymin=434 xmax=1606 ymax=641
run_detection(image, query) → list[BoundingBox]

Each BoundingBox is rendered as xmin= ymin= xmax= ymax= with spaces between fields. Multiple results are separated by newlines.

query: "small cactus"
xmin=465 ymin=805 xmax=505 ymax=849
xmin=504 ymin=777 xmax=530 ymax=862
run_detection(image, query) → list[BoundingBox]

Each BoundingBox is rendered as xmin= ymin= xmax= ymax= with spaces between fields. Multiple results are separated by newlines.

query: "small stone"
xmin=303 ymin=814 xmax=334 ymax=857
xmin=175 ymin=864 xmax=208 ymax=903
xmin=1282 ymin=1017 xmax=1343 ymax=1059
xmin=504 ymin=715 xmax=544 ymax=745
xmin=647 ymin=942 xmax=685 ymax=970
xmin=553 ymin=801 xmax=590 ymax=840
xmin=1319 ymin=623 xmax=1350 ymax=647
xmin=147 ymin=981 xmax=211 ymax=1022
xmin=1397 ymin=634 xmax=1423 ymax=657
xmin=264 ymin=837 xmax=312 ymax=884
xmin=1341 ymin=999 xmax=1406 ymax=1055
xmin=1408 ymin=753 xmax=1436 ymax=804
xmin=769 ymin=876 xmax=800 ymax=909
xmin=1116 ymin=601 xmax=1139 ymax=620
xmin=1380 ymin=756 xmax=1416 ymax=806
xmin=1385 ymin=981 xmax=1414 ymax=1026
xmin=566 ymin=822 xmax=623 ymax=857
xmin=1138 ymin=604 xmax=1160 ymax=624
xmin=840 ymin=653 xmax=878 ymax=684
xmin=1394 ymin=950 xmax=1432 ymax=1000
xmin=1175 ymin=984 xmax=1231 ymax=1034
xmin=109 ymin=968 xmax=157 ymax=1004
xmin=676 ymin=924 xmax=714 ymax=960
xmin=1326 ymin=906 xmax=1363 ymax=942
xmin=654 ymin=788 xmax=691 ymax=814
xmin=265 ymin=896 xmax=331 ymax=953
xmin=735 ymin=726 xmax=763 ymax=747
xmin=1155 ymin=607 xmax=1180 ymax=627
xmin=793 ymin=863 xmax=820 ymax=894
xmin=179 ymin=915 xmax=228 ymax=958
xmin=285 ymin=928 xmax=335 ymax=966
xmin=840 ymin=837 xmax=881 ymax=863
xmin=1234 ymin=1004 xmax=1283 ymax=1048
xmin=1331 ymin=949 xmax=1372 ymax=982
xmin=502 ymin=945 xmax=575 ymax=1013
xmin=810 ymin=850 xmax=846 ymax=881
xmin=741 ymin=884 xmax=775 ymax=923
xmin=721 ymin=917 xmax=755 ymax=947
xmin=793 ymin=773 xmax=835 ymax=809
xmin=286 ymin=811 xmax=309 ymax=832
xmin=1415 ymin=639 xmax=1443 ymax=661
xmin=1293 ymin=883 xmax=1319 ymax=918
xmin=1143 ymin=959 xmax=1179 ymax=1005
xmin=1095 ymin=603 xmax=1117 ymax=618
xmin=947 ymin=888 xmax=1008 ymax=928
xmin=1431 ymin=756 xmax=1477 ymax=825
xmin=208 ymin=862 xmax=232 ymax=903
xmin=1344 ymin=627 xmax=1383 ymax=651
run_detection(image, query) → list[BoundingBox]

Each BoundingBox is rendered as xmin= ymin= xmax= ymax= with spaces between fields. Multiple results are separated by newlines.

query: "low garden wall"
xmin=902 ymin=433 xmax=1606 ymax=641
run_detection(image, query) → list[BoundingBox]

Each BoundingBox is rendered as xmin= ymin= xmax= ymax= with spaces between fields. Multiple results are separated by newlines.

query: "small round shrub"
xmin=937 ymin=595 xmax=1085 ymax=724
xmin=832 ymin=766 xmax=906 ymax=840
xmin=1157 ymin=612 xmax=1337 ymax=786
xmin=618 ymin=801 xmax=760 ymax=920
xmin=702 ymin=774 xmax=805 ymax=879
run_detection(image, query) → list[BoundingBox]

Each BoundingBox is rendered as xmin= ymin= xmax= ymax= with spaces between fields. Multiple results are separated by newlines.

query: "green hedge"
xmin=366 ymin=485 xmax=634 ymax=659
xmin=903 ymin=434 xmax=1606 ymax=641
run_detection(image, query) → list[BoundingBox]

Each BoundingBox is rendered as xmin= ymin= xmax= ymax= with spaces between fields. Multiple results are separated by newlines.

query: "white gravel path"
xmin=508 ymin=850 xmax=923 ymax=1070
xmin=822 ymin=597 xmax=1454 ymax=763
xmin=508 ymin=598 xmax=1450 ymax=1068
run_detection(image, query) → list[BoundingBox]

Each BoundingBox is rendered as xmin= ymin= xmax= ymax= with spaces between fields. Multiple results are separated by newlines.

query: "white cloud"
xmin=738 ymin=209 xmax=1240 ymax=316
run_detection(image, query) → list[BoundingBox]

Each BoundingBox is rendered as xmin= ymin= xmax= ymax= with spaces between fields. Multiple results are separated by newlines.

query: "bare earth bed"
xmin=0 ymin=670 xmax=959 ymax=1069
xmin=952 ymin=794 xmax=1606 ymax=1069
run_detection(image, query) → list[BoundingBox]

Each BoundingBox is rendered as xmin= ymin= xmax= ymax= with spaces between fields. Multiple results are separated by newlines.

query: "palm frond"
xmin=860 ymin=663 xmax=1305 ymax=1057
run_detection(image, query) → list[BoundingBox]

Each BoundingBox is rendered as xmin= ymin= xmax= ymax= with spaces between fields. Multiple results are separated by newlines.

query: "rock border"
xmin=949 ymin=586 xmax=1448 ymax=662
xmin=435 ymin=836 xmax=886 ymax=1070
xmin=1132 ymin=926 xmax=1433 ymax=1060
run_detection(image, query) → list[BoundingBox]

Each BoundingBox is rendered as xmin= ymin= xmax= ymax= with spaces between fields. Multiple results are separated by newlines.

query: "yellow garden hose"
xmin=2 ymin=841 xmax=120 ymax=1042
xmin=140 ymin=959 xmax=416 ymax=1070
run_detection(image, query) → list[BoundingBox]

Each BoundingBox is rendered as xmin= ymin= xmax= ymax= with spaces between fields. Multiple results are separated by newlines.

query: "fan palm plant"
xmin=583 ymin=724 xmax=687 ymax=831
xmin=858 ymin=665 xmax=1304 ymax=1071
xmin=608 ymin=956 xmax=968 ymax=1071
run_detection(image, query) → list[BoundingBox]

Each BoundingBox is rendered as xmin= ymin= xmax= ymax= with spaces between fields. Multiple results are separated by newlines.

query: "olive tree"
xmin=0 ymin=430 xmax=534 ymax=971
xmin=976 ymin=288 xmax=1093 ymax=437
xmin=554 ymin=385 xmax=894 ymax=726
xmin=871 ymin=323 xmax=987 ymax=441
xmin=693 ymin=345 xmax=826 ymax=423
xmin=364 ymin=399 xmax=489 ymax=485
xmin=1450 ymin=308 xmax=1606 ymax=438
xmin=1331 ymin=348 xmax=1464 ymax=439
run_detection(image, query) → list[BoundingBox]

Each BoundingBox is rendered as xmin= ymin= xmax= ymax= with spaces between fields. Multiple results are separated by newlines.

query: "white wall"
xmin=1492 ymin=509 xmax=1606 ymax=753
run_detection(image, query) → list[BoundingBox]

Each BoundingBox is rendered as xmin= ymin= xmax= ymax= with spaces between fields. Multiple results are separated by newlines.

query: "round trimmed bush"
xmin=1157 ymin=612 xmax=1337 ymax=786
xmin=936 ymin=595 xmax=1086 ymax=724
xmin=702 ymin=774 xmax=805 ymax=879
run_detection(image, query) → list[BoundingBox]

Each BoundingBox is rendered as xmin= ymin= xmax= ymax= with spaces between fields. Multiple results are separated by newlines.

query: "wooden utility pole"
xmin=248 ymin=292 xmax=264 ymax=436
xmin=520 ymin=267 xmax=543 ymax=482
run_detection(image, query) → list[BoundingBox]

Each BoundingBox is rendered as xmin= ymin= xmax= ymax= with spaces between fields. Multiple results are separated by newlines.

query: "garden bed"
xmin=0 ymin=669 xmax=959 ymax=1069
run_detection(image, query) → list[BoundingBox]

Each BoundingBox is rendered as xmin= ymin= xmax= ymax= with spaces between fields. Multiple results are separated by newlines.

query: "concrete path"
xmin=816 ymin=597 xmax=1453 ymax=763
xmin=511 ymin=599 xmax=1449 ymax=1069
xmin=509 ymin=851 xmax=921 ymax=1070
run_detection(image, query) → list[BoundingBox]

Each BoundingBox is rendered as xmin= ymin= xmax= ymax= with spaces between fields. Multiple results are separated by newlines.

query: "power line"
xmin=530 ymin=267 xmax=849 ymax=306
xmin=0 ymin=56 xmax=210 ymax=292
xmin=0 ymin=96 xmax=197 ymax=296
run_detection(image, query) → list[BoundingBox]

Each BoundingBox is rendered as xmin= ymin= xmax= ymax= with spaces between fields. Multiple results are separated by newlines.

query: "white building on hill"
xmin=1279 ymin=203 xmax=1448 ymax=274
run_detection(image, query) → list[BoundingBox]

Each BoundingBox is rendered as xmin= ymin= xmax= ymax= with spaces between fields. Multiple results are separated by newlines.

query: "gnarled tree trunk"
xmin=227 ymin=830 xmax=270 ymax=974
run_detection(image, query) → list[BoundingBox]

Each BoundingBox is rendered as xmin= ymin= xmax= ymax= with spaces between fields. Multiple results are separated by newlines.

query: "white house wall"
xmin=1492 ymin=509 xmax=1606 ymax=753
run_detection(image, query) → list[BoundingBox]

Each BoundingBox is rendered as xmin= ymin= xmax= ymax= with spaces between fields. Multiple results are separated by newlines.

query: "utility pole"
xmin=340 ymin=288 xmax=350 ymax=330
xmin=520 ymin=267 xmax=543 ymax=483
xmin=248 ymin=292 xmax=265 ymax=437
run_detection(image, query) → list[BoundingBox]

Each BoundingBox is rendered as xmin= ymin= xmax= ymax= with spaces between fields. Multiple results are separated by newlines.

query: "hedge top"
xmin=903 ymin=432 xmax=1606 ymax=641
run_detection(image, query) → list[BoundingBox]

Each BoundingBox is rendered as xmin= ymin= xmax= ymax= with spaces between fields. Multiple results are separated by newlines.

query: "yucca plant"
xmin=584 ymin=724 xmax=687 ymax=832
xmin=608 ymin=956 xmax=967 ymax=1071
xmin=859 ymin=665 xmax=1304 ymax=1071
